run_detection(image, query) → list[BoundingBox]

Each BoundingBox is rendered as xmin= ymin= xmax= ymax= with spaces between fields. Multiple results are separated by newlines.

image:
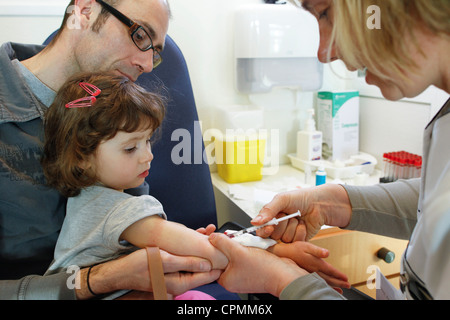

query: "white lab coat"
xmin=402 ymin=98 xmax=450 ymax=299
xmin=281 ymin=99 xmax=450 ymax=300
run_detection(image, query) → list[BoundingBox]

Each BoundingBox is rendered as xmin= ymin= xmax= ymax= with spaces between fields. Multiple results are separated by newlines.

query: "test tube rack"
xmin=380 ymin=151 xmax=422 ymax=183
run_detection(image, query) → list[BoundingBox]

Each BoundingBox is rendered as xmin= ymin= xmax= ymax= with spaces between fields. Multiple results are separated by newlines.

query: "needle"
xmin=226 ymin=211 xmax=301 ymax=238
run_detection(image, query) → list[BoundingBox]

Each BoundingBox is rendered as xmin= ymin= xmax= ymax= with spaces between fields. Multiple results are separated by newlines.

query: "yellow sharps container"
xmin=214 ymin=132 xmax=266 ymax=184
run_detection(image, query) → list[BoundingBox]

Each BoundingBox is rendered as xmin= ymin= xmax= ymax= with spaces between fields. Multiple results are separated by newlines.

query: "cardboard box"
xmin=317 ymin=91 xmax=359 ymax=161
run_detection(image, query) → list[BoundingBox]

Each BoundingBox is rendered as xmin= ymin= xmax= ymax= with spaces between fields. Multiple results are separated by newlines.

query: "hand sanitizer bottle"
xmin=297 ymin=109 xmax=323 ymax=161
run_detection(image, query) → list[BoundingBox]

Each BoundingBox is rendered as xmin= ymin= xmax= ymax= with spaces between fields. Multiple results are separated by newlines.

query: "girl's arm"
xmin=120 ymin=216 xmax=228 ymax=270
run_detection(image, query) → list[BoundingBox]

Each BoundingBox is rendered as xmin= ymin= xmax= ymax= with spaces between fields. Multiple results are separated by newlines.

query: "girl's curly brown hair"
xmin=42 ymin=72 xmax=165 ymax=198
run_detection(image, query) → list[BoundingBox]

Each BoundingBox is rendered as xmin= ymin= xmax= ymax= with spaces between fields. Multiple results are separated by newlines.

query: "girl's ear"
xmin=78 ymin=157 xmax=93 ymax=171
xmin=77 ymin=158 xmax=97 ymax=183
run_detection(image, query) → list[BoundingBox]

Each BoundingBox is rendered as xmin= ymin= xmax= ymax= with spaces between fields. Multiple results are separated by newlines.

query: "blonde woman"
xmin=210 ymin=0 xmax=450 ymax=300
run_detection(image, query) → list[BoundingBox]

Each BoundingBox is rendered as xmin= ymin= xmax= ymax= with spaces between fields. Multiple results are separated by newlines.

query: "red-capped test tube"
xmin=382 ymin=151 xmax=422 ymax=182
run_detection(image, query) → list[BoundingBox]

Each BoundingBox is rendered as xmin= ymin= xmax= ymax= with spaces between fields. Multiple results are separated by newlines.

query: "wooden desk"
xmin=310 ymin=228 xmax=407 ymax=298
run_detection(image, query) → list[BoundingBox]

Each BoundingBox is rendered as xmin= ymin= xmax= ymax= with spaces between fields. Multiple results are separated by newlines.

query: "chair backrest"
xmin=138 ymin=36 xmax=218 ymax=229
xmin=44 ymin=33 xmax=217 ymax=230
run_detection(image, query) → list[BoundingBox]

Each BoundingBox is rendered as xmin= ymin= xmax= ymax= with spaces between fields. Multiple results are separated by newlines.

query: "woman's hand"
xmin=253 ymin=184 xmax=353 ymax=242
xmin=209 ymin=233 xmax=308 ymax=297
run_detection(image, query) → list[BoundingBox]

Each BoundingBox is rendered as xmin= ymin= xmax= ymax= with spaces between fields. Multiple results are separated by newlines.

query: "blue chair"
xmin=137 ymin=36 xmax=217 ymax=230
xmin=44 ymin=33 xmax=239 ymax=300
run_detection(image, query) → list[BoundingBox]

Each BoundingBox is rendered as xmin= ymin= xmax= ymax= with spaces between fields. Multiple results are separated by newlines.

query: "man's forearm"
xmin=75 ymin=261 xmax=131 ymax=299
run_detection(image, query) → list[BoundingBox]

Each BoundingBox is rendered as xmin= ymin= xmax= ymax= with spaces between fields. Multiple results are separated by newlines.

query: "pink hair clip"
xmin=65 ymin=82 xmax=102 ymax=109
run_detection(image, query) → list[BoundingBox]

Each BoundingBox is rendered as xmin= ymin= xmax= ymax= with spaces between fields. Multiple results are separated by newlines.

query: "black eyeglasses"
xmin=95 ymin=0 xmax=162 ymax=68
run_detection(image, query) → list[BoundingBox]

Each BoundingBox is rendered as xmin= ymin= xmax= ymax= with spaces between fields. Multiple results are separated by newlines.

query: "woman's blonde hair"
xmin=331 ymin=0 xmax=450 ymax=81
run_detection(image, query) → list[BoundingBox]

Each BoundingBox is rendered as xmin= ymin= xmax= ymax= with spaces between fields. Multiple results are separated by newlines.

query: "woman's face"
xmin=363 ymin=28 xmax=439 ymax=100
xmin=301 ymin=0 xmax=439 ymax=101
xmin=300 ymin=0 xmax=337 ymax=64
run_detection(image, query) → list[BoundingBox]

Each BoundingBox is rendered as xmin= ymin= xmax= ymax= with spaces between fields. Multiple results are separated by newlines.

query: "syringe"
xmin=225 ymin=211 xmax=301 ymax=239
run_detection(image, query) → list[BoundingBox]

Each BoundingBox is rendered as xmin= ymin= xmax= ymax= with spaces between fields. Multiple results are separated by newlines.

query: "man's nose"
xmin=134 ymin=50 xmax=155 ymax=74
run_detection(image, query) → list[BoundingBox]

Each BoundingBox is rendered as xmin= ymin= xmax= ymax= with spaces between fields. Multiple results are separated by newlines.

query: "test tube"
xmin=393 ymin=152 xmax=399 ymax=181
xmin=414 ymin=157 xmax=422 ymax=178
xmin=399 ymin=152 xmax=407 ymax=180
xmin=382 ymin=151 xmax=422 ymax=182
xmin=383 ymin=153 xmax=389 ymax=181
xmin=388 ymin=153 xmax=395 ymax=182
xmin=406 ymin=156 xmax=413 ymax=179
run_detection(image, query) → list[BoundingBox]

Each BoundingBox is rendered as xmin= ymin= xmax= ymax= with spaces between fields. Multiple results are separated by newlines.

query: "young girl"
xmin=42 ymin=72 xmax=227 ymax=298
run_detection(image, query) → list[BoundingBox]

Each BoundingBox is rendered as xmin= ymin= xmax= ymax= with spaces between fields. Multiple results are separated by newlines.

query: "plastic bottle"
xmin=296 ymin=109 xmax=323 ymax=161
xmin=315 ymin=167 xmax=327 ymax=186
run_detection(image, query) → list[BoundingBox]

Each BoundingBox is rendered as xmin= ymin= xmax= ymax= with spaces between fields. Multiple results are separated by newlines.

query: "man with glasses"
xmin=0 ymin=0 xmax=219 ymax=299
xmin=94 ymin=0 xmax=164 ymax=68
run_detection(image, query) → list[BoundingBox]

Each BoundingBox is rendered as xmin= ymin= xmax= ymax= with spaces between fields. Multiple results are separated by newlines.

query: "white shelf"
xmin=211 ymin=164 xmax=381 ymax=219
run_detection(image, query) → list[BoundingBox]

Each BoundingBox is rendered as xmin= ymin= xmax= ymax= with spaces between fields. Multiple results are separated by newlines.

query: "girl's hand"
xmin=196 ymin=224 xmax=217 ymax=236
xmin=268 ymin=241 xmax=350 ymax=292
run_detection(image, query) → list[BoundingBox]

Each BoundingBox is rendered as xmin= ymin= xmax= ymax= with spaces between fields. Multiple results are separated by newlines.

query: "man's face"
xmin=74 ymin=0 xmax=169 ymax=81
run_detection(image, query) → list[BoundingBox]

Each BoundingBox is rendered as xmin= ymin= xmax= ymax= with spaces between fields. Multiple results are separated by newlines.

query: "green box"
xmin=317 ymin=91 xmax=360 ymax=161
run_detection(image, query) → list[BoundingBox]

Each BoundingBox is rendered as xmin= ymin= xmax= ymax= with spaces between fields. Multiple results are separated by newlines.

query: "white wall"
xmin=167 ymin=0 xmax=448 ymax=168
xmin=167 ymin=0 xmax=346 ymax=166
xmin=354 ymin=75 xmax=448 ymax=166
xmin=167 ymin=0 xmax=260 ymax=128
xmin=0 ymin=0 xmax=65 ymax=44
xmin=1 ymin=0 xmax=447 ymax=169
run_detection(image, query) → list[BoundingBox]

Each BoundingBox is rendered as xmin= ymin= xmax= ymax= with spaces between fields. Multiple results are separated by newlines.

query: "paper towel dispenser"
xmin=235 ymin=2 xmax=323 ymax=94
